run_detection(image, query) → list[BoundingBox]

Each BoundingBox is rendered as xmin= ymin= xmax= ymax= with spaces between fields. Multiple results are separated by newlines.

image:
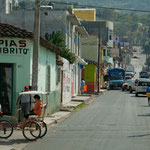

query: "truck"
xmin=108 ymin=68 xmax=125 ymax=90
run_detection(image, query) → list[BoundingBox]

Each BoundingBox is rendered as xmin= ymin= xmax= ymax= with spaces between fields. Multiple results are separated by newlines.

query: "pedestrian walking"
xmin=81 ymin=78 xmax=86 ymax=94
xmin=16 ymin=86 xmax=31 ymax=121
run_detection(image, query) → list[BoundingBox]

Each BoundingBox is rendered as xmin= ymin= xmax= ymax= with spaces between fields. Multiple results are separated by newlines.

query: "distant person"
xmin=146 ymin=84 xmax=150 ymax=106
xmin=81 ymin=78 xmax=86 ymax=94
xmin=16 ymin=86 xmax=31 ymax=121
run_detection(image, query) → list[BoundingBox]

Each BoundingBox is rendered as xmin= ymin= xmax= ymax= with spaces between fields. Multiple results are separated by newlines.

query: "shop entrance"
xmin=0 ymin=63 xmax=13 ymax=115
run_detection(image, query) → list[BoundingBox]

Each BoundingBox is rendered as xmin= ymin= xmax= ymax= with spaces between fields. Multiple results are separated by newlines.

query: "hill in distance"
xmin=68 ymin=0 xmax=150 ymax=11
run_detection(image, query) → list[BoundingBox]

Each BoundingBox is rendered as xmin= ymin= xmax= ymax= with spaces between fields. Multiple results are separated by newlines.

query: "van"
xmin=135 ymin=78 xmax=150 ymax=96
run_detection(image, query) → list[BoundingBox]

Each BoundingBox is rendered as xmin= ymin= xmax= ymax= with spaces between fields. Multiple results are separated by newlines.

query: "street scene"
xmin=1 ymin=0 xmax=150 ymax=150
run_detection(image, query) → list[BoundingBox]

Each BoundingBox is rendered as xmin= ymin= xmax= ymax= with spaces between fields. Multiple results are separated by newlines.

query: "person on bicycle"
xmin=22 ymin=94 xmax=43 ymax=128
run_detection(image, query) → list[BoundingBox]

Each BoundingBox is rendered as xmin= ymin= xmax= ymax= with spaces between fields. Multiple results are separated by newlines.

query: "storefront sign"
xmin=0 ymin=40 xmax=29 ymax=55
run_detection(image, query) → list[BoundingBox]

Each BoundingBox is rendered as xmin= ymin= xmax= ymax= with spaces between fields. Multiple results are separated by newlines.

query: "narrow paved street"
xmin=23 ymin=46 xmax=150 ymax=150
xmin=131 ymin=46 xmax=145 ymax=79
xmin=24 ymin=90 xmax=150 ymax=150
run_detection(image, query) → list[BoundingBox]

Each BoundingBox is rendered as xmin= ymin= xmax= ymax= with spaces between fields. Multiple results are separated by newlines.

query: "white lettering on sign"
xmin=0 ymin=40 xmax=29 ymax=55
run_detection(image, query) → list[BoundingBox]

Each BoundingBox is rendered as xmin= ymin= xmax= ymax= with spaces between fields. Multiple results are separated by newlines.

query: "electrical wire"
xmin=42 ymin=1 xmax=150 ymax=13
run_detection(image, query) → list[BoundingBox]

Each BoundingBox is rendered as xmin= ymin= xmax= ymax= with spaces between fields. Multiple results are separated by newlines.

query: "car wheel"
xmin=135 ymin=93 xmax=138 ymax=97
xmin=129 ymin=87 xmax=132 ymax=93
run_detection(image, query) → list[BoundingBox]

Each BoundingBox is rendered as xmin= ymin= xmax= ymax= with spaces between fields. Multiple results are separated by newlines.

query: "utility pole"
xmin=97 ymin=28 xmax=101 ymax=93
xmin=32 ymin=0 xmax=40 ymax=90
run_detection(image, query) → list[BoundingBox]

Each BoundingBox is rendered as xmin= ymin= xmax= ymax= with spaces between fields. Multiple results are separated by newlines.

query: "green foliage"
xmin=96 ymin=9 xmax=150 ymax=45
xmin=18 ymin=0 xmax=34 ymax=10
xmin=142 ymin=39 xmax=150 ymax=54
xmin=70 ymin=0 xmax=150 ymax=10
xmin=45 ymin=31 xmax=76 ymax=64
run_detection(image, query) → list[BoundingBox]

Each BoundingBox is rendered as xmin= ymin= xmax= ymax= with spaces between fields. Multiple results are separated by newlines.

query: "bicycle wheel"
xmin=0 ymin=120 xmax=13 ymax=138
xmin=30 ymin=121 xmax=47 ymax=138
xmin=22 ymin=121 xmax=41 ymax=141
xmin=39 ymin=121 xmax=47 ymax=138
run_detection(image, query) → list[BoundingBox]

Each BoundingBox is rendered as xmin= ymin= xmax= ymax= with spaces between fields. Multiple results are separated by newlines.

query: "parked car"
xmin=122 ymin=80 xmax=134 ymax=91
xmin=132 ymin=55 xmax=138 ymax=59
xmin=135 ymin=78 xmax=150 ymax=97
xmin=125 ymin=76 xmax=132 ymax=80
xmin=128 ymin=79 xmax=137 ymax=93
xmin=133 ymin=48 xmax=137 ymax=52
xmin=139 ymin=71 xmax=149 ymax=78
xmin=126 ymin=71 xmax=135 ymax=77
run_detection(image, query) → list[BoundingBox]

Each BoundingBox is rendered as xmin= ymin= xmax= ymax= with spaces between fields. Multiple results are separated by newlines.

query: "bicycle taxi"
xmin=0 ymin=91 xmax=48 ymax=141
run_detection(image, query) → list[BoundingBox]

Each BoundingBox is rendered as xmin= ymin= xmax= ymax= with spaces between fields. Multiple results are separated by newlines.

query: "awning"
xmin=76 ymin=56 xmax=88 ymax=65
xmin=76 ymin=26 xmax=88 ymax=37
xmin=19 ymin=91 xmax=48 ymax=95
xmin=67 ymin=14 xmax=81 ymax=26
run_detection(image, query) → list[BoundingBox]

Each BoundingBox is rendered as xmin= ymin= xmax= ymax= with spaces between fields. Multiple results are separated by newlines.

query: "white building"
xmin=0 ymin=0 xmax=18 ymax=14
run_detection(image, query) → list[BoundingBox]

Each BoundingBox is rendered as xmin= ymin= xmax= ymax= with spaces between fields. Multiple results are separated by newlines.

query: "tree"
xmin=45 ymin=31 xmax=76 ymax=64
xmin=18 ymin=0 xmax=34 ymax=10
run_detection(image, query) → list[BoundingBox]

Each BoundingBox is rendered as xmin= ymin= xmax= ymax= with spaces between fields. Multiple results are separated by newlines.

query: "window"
xmin=109 ymin=35 xmax=112 ymax=40
xmin=103 ymin=49 xmax=106 ymax=56
xmin=56 ymin=67 xmax=61 ymax=85
xmin=46 ymin=65 xmax=51 ymax=92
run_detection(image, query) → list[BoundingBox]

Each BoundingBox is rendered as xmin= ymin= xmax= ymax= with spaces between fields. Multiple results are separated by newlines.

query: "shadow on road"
xmin=128 ymin=134 xmax=150 ymax=138
xmin=0 ymin=139 xmax=29 ymax=146
xmin=140 ymin=105 xmax=150 ymax=107
xmin=130 ymin=95 xmax=147 ymax=98
xmin=138 ymin=113 xmax=150 ymax=117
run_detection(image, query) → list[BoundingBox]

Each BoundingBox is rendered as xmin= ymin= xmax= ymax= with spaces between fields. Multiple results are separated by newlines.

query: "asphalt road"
xmin=131 ymin=46 xmax=145 ymax=79
xmin=24 ymin=89 xmax=150 ymax=150
xmin=24 ymin=47 xmax=150 ymax=150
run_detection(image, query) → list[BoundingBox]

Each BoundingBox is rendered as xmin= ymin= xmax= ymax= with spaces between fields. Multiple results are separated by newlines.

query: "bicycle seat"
xmin=29 ymin=115 xmax=39 ymax=120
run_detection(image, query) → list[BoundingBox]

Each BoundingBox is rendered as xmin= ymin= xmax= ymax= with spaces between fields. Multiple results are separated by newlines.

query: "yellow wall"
xmin=84 ymin=64 xmax=97 ymax=83
xmin=72 ymin=9 xmax=96 ymax=21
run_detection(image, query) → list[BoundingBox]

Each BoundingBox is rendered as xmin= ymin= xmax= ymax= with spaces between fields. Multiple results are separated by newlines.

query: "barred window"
xmin=56 ymin=67 xmax=61 ymax=85
xmin=46 ymin=65 xmax=51 ymax=92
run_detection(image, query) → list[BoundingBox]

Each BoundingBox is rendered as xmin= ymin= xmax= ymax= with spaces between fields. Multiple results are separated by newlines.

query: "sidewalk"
xmin=0 ymin=89 xmax=107 ymax=150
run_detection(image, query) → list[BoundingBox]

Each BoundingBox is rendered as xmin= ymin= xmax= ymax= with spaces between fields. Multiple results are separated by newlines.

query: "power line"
xmin=43 ymin=1 xmax=150 ymax=13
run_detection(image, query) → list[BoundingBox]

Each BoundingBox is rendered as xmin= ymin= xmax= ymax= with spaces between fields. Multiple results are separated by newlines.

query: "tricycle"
xmin=0 ymin=91 xmax=48 ymax=141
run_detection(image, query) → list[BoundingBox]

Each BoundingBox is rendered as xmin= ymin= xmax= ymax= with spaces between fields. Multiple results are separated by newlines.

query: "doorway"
xmin=0 ymin=63 xmax=13 ymax=115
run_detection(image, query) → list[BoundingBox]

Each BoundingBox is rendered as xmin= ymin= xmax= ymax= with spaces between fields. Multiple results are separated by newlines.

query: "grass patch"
xmin=73 ymin=103 xmax=85 ymax=111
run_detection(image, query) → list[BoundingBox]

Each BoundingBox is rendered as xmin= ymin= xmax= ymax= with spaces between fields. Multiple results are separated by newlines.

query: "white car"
xmin=135 ymin=78 xmax=150 ymax=97
xmin=127 ymin=80 xmax=136 ymax=93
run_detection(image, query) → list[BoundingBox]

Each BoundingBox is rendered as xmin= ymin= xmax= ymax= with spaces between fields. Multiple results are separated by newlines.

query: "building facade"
xmin=81 ymin=20 xmax=114 ymax=91
xmin=72 ymin=8 xmax=96 ymax=21
xmin=0 ymin=22 xmax=61 ymax=115
xmin=0 ymin=9 xmax=88 ymax=104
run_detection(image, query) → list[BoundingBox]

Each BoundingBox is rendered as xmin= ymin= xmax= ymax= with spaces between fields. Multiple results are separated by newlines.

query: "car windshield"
xmin=110 ymin=76 xmax=123 ymax=80
xmin=126 ymin=80 xmax=133 ymax=83
xmin=139 ymin=82 xmax=150 ymax=86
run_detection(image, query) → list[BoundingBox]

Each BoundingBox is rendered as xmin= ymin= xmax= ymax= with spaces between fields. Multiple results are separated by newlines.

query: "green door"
xmin=0 ymin=63 xmax=13 ymax=115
